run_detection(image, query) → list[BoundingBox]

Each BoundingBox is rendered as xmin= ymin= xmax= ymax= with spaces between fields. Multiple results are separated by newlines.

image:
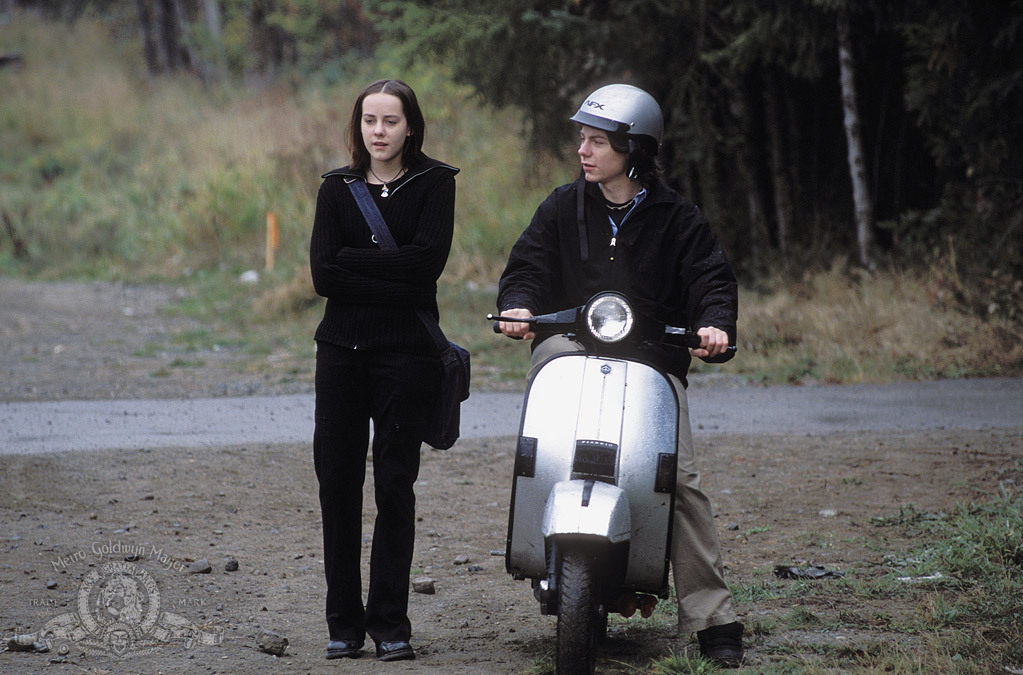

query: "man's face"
xmin=578 ymin=126 xmax=627 ymax=185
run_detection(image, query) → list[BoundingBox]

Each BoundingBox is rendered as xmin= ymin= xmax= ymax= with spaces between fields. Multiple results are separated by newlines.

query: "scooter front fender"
xmin=541 ymin=480 xmax=631 ymax=544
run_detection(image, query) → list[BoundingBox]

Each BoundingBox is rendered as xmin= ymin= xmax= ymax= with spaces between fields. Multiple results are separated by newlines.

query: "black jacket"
xmin=498 ymin=175 xmax=737 ymax=381
xmin=310 ymin=155 xmax=458 ymax=353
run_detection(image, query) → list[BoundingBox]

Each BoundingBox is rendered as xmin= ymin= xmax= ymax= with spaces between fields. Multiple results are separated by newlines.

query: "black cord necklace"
xmin=605 ymin=197 xmax=635 ymax=211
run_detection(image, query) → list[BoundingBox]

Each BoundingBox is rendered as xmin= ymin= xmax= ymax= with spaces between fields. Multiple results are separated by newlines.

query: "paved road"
xmin=2 ymin=378 xmax=1021 ymax=455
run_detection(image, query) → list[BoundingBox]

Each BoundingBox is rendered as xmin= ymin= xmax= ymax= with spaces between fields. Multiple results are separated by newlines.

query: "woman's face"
xmin=361 ymin=92 xmax=410 ymax=166
xmin=578 ymin=125 xmax=628 ymax=185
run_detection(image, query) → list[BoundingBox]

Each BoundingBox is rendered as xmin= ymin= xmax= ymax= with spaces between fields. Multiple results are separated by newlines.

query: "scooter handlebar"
xmin=664 ymin=327 xmax=739 ymax=359
xmin=488 ymin=313 xmax=715 ymax=351
xmin=662 ymin=326 xmax=703 ymax=349
xmin=487 ymin=297 xmax=736 ymax=359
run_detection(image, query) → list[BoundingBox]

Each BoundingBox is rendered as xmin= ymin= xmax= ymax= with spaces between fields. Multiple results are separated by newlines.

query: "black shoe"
xmin=325 ymin=639 xmax=364 ymax=659
xmin=697 ymin=621 xmax=744 ymax=668
xmin=376 ymin=640 xmax=415 ymax=662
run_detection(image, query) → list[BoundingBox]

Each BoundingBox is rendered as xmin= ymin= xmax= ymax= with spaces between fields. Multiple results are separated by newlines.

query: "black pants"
xmin=313 ymin=341 xmax=440 ymax=645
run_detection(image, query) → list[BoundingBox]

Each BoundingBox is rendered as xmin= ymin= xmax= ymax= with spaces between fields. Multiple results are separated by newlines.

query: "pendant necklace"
xmin=368 ymin=165 xmax=405 ymax=198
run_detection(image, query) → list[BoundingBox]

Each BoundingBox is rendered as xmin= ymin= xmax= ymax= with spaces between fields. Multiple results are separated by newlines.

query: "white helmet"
xmin=570 ymin=83 xmax=663 ymax=151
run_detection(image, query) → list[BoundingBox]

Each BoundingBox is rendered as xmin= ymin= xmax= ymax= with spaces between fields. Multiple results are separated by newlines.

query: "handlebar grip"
xmin=489 ymin=318 xmax=523 ymax=340
xmin=487 ymin=313 xmax=527 ymax=339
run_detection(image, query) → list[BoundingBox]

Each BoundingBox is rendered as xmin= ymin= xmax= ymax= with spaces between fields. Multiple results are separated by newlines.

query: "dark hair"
xmin=347 ymin=79 xmax=426 ymax=172
xmin=608 ymin=130 xmax=660 ymax=186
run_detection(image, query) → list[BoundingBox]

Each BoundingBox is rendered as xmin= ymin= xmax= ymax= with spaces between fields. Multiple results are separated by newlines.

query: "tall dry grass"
xmin=718 ymin=261 xmax=1023 ymax=383
xmin=1 ymin=12 xmax=562 ymax=283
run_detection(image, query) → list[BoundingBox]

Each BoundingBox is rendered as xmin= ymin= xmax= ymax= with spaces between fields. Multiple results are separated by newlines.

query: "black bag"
xmin=424 ymin=334 xmax=471 ymax=450
xmin=347 ymin=179 xmax=470 ymax=449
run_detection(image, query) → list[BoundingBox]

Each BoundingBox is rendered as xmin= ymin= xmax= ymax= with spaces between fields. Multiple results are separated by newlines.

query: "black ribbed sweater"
xmin=310 ymin=155 xmax=458 ymax=353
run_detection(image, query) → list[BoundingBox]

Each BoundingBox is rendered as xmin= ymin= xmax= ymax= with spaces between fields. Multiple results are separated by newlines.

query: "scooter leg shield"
xmin=506 ymin=353 xmax=676 ymax=591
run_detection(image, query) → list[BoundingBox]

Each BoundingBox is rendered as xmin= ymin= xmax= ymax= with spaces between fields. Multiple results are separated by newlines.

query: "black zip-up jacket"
xmin=497 ymin=175 xmax=737 ymax=382
xmin=310 ymin=155 xmax=458 ymax=353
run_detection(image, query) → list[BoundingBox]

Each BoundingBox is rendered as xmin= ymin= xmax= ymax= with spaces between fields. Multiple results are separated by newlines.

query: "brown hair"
xmin=347 ymin=79 xmax=426 ymax=172
xmin=608 ymin=130 xmax=660 ymax=186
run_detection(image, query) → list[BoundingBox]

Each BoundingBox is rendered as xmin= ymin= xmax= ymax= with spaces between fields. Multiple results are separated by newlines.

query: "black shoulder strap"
xmin=414 ymin=308 xmax=449 ymax=352
xmin=348 ymin=179 xmax=398 ymax=250
xmin=576 ymin=173 xmax=589 ymax=262
xmin=347 ymin=180 xmax=449 ymax=351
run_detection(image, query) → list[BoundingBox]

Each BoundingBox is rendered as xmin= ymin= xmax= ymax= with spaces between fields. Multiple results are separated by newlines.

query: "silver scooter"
xmin=489 ymin=292 xmax=704 ymax=675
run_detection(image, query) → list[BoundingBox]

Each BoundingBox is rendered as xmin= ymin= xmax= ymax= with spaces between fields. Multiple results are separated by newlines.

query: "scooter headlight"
xmin=584 ymin=293 xmax=634 ymax=343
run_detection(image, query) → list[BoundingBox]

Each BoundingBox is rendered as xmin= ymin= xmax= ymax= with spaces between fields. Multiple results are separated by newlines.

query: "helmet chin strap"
xmin=626 ymin=138 xmax=640 ymax=180
xmin=577 ymin=168 xmax=589 ymax=263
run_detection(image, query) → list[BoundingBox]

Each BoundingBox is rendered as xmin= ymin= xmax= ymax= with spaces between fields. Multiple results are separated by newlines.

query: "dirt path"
xmin=1 ymin=279 xmax=1021 ymax=673
xmin=2 ymin=429 xmax=1019 ymax=674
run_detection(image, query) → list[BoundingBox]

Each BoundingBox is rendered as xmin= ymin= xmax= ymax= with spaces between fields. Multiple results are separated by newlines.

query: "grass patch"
xmin=728 ymin=580 xmax=787 ymax=604
xmin=525 ymin=650 xmax=555 ymax=675
xmin=781 ymin=605 xmax=821 ymax=629
xmin=167 ymin=358 xmax=205 ymax=368
xmin=628 ymin=486 xmax=1022 ymax=673
xmin=647 ymin=650 xmax=722 ymax=674
xmin=698 ymin=488 xmax=1021 ymax=673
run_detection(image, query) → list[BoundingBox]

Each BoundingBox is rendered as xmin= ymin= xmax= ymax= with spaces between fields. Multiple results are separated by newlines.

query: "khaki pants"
xmin=530 ymin=336 xmax=737 ymax=634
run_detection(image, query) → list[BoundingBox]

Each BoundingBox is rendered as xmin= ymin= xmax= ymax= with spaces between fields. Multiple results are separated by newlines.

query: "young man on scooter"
xmin=497 ymin=84 xmax=744 ymax=668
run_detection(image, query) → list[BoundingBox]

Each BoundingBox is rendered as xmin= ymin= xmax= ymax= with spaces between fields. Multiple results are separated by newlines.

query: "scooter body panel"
xmin=541 ymin=480 xmax=631 ymax=543
xmin=507 ymin=353 xmax=677 ymax=592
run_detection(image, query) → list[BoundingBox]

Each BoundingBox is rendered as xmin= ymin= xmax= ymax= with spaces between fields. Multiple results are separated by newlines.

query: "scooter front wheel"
xmin=556 ymin=547 xmax=602 ymax=675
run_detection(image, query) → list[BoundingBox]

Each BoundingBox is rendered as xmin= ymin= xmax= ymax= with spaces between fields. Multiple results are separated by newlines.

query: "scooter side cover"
xmin=507 ymin=354 xmax=677 ymax=590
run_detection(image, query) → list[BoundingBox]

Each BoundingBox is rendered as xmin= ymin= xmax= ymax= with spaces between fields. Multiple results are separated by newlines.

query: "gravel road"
xmin=3 ymin=378 xmax=1021 ymax=454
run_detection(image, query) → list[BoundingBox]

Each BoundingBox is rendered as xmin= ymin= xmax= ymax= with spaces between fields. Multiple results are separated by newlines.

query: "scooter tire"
xmin=556 ymin=547 xmax=601 ymax=675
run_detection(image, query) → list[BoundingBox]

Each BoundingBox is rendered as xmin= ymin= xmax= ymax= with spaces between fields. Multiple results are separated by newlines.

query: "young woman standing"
xmin=309 ymin=79 xmax=458 ymax=662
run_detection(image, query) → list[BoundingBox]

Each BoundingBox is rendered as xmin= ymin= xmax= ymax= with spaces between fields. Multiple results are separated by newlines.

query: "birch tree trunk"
xmin=200 ymin=0 xmax=225 ymax=82
xmin=837 ymin=6 xmax=875 ymax=268
xmin=202 ymin=0 xmax=222 ymax=39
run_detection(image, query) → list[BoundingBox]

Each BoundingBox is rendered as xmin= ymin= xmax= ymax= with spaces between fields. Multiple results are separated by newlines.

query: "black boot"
xmin=697 ymin=621 xmax=744 ymax=668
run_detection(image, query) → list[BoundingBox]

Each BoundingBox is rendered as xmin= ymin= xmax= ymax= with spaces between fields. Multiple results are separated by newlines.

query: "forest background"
xmin=1 ymin=0 xmax=1021 ymax=388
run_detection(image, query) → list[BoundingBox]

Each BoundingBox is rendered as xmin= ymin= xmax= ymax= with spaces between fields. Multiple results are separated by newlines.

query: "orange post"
xmin=265 ymin=211 xmax=279 ymax=270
